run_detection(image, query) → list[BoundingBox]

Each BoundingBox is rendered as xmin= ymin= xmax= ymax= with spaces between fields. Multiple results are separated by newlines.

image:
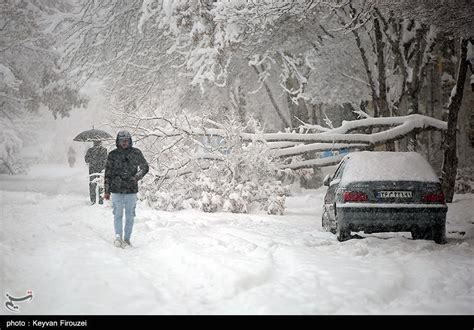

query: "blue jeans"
xmin=112 ymin=193 xmax=137 ymax=241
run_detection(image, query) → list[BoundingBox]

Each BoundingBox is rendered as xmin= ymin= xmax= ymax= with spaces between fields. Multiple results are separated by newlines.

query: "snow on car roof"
xmin=339 ymin=151 xmax=439 ymax=184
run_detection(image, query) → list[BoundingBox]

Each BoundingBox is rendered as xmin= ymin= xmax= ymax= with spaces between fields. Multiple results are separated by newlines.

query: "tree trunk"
xmin=285 ymin=73 xmax=321 ymax=188
xmin=374 ymin=17 xmax=389 ymax=118
xmin=348 ymin=21 xmax=380 ymax=117
xmin=251 ymin=64 xmax=291 ymax=129
xmin=406 ymin=92 xmax=419 ymax=151
xmin=373 ymin=15 xmax=394 ymax=151
xmin=230 ymin=79 xmax=247 ymax=125
xmin=406 ymin=25 xmax=426 ymax=152
xmin=286 ymin=75 xmax=311 ymax=128
xmin=307 ymin=102 xmax=315 ymax=125
xmin=441 ymin=38 xmax=470 ymax=202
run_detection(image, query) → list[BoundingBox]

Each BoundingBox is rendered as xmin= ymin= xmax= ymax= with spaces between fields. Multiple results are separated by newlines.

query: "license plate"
xmin=377 ymin=191 xmax=413 ymax=198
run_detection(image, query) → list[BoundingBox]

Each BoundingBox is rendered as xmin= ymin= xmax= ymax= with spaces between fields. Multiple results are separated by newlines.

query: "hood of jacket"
xmin=115 ymin=130 xmax=133 ymax=148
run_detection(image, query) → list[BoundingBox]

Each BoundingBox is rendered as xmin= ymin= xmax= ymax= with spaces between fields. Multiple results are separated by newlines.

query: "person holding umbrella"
xmin=85 ymin=140 xmax=108 ymax=204
xmin=74 ymin=127 xmax=112 ymax=205
xmin=103 ymin=130 xmax=149 ymax=248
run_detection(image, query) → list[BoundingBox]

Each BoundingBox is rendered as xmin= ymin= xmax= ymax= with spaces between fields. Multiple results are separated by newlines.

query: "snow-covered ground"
xmin=1 ymin=163 xmax=473 ymax=315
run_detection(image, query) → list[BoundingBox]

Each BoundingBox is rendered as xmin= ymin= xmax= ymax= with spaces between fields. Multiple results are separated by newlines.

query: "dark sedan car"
xmin=322 ymin=152 xmax=447 ymax=244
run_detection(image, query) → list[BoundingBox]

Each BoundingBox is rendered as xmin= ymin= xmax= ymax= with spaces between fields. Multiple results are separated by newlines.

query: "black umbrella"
xmin=73 ymin=127 xmax=113 ymax=142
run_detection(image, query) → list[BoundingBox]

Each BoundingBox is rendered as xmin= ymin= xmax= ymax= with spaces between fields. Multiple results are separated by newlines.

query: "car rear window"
xmin=339 ymin=151 xmax=439 ymax=185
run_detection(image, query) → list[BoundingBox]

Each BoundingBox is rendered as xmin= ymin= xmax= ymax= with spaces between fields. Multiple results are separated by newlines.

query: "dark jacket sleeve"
xmin=135 ymin=149 xmax=149 ymax=181
xmin=104 ymin=153 xmax=112 ymax=194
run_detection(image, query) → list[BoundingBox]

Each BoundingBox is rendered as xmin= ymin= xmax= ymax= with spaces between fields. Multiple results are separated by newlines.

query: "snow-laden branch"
xmin=323 ymin=113 xmax=445 ymax=134
xmin=274 ymin=143 xmax=369 ymax=157
xmin=0 ymin=65 xmax=20 ymax=90
xmin=129 ymin=113 xmax=447 ymax=170
xmin=262 ymin=114 xmax=446 ymax=143
xmin=293 ymin=123 xmax=331 ymax=133
xmin=281 ymin=154 xmax=346 ymax=170
xmin=137 ymin=114 xmax=446 ymax=142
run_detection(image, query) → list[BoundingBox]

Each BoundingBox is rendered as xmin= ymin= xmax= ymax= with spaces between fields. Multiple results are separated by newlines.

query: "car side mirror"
xmin=323 ymin=174 xmax=332 ymax=186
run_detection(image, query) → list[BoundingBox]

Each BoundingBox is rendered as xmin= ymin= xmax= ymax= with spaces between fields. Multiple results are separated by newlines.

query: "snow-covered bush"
xmin=141 ymin=189 xmax=198 ymax=212
xmin=0 ymin=127 xmax=23 ymax=174
xmin=0 ymin=113 xmax=34 ymax=175
xmin=266 ymin=194 xmax=286 ymax=216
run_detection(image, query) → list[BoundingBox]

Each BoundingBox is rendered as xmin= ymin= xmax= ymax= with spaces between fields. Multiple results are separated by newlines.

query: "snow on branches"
xmin=136 ymin=113 xmax=447 ymax=169
xmin=119 ymin=112 xmax=447 ymax=214
xmin=0 ymin=0 xmax=86 ymax=174
xmin=121 ymin=114 xmax=290 ymax=215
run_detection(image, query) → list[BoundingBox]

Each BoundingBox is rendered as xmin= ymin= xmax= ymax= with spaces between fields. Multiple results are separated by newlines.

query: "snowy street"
xmin=2 ymin=0 xmax=474 ymax=320
xmin=1 ymin=164 xmax=473 ymax=315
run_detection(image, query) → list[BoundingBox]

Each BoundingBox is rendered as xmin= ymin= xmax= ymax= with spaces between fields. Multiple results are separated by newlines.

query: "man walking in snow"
xmin=103 ymin=130 xmax=149 ymax=248
xmin=85 ymin=140 xmax=108 ymax=204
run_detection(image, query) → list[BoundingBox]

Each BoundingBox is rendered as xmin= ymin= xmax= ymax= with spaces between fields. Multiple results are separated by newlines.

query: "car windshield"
xmin=340 ymin=151 xmax=439 ymax=185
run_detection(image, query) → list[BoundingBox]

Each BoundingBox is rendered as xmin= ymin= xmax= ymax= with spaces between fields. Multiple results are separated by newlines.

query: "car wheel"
xmin=336 ymin=219 xmax=351 ymax=242
xmin=411 ymin=228 xmax=430 ymax=240
xmin=433 ymin=224 xmax=447 ymax=245
xmin=322 ymin=209 xmax=335 ymax=233
xmin=411 ymin=229 xmax=420 ymax=240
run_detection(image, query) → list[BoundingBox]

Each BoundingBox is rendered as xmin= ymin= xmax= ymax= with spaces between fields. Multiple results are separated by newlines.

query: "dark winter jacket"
xmin=104 ymin=131 xmax=149 ymax=194
xmin=85 ymin=145 xmax=108 ymax=174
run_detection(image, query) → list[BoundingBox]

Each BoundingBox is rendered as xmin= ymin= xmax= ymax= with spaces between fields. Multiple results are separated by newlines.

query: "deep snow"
xmin=0 ymin=163 xmax=473 ymax=315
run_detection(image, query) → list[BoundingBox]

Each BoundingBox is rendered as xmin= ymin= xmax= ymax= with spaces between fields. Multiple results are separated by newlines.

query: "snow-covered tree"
xmin=373 ymin=0 xmax=473 ymax=38
xmin=333 ymin=2 xmax=440 ymax=151
xmin=56 ymin=0 xmax=467 ymax=204
xmin=0 ymin=0 xmax=86 ymax=174
xmin=59 ymin=1 xmax=354 ymax=123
